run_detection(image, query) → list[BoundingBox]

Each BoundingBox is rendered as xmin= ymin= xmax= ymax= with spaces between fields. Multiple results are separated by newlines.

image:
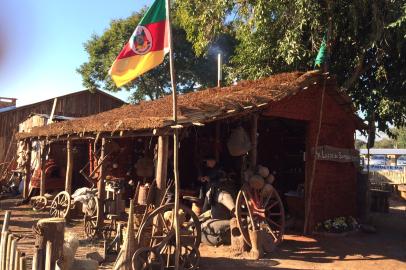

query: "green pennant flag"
xmin=314 ymin=33 xmax=327 ymax=68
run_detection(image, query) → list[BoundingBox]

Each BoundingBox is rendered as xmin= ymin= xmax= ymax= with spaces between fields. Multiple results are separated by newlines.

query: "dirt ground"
xmin=0 ymin=197 xmax=405 ymax=270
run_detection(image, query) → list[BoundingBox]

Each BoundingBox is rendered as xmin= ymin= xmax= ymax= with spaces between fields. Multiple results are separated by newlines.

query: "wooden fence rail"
xmin=0 ymin=211 xmax=27 ymax=270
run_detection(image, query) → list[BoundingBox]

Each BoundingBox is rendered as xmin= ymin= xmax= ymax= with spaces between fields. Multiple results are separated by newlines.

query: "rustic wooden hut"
xmin=0 ymin=90 xmax=125 ymax=174
xmin=16 ymin=71 xmax=365 ymax=232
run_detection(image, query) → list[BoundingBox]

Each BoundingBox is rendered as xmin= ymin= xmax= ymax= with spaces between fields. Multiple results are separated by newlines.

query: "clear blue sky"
xmin=0 ymin=0 xmax=153 ymax=106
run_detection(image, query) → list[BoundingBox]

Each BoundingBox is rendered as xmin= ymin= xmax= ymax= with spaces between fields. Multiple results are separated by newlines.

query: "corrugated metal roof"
xmin=0 ymin=106 xmax=16 ymax=113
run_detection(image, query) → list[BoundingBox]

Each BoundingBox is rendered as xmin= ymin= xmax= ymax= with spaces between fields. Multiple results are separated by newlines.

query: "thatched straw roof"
xmin=17 ymin=70 xmax=360 ymax=139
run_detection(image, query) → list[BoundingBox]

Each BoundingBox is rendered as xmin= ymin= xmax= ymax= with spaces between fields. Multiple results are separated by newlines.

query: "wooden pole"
xmin=5 ymin=234 xmax=13 ymax=270
xmin=48 ymin=98 xmax=58 ymax=124
xmin=13 ymin=250 xmax=20 ymax=270
xmin=31 ymin=246 xmax=40 ymax=270
xmin=8 ymin=239 xmax=16 ymax=270
xmin=0 ymin=231 xmax=9 ymax=270
xmin=39 ymin=143 xmax=46 ymax=196
xmin=0 ymin=211 xmax=11 ymax=270
xmin=97 ymin=138 xmax=106 ymax=223
xmin=2 ymin=211 xmax=10 ymax=233
xmin=303 ymin=0 xmax=332 ymax=234
xmin=155 ymin=136 xmax=169 ymax=206
xmin=303 ymin=78 xmax=327 ymax=234
xmin=249 ymin=114 xmax=259 ymax=169
xmin=217 ymin=53 xmax=222 ymax=87
xmin=19 ymin=254 xmax=26 ymax=270
xmin=165 ymin=1 xmax=181 ymax=269
xmin=33 ymin=218 xmax=65 ymax=270
xmin=45 ymin=241 xmax=52 ymax=270
xmin=65 ymin=140 xmax=73 ymax=195
xmin=23 ymin=141 xmax=32 ymax=199
xmin=113 ymin=200 xmax=135 ymax=270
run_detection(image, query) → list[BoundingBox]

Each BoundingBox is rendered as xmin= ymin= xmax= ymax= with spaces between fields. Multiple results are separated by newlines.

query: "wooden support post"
xmin=33 ymin=218 xmax=65 ymax=270
xmin=5 ymin=234 xmax=13 ymax=270
xmin=97 ymin=138 xmax=106 ymax=222
xmin=40 ymin=143 xmax=46 ymax=197
xmin=113 ymin=200 xmax=135 ymax=270
xmin=45 ymin=241 xmax=52 ymax=270
xmin=2 ymin=211 xmax=10 ymax=233
xmin=0 ymin=231 xmax=9 ymax=270
xmin=8 ymin=239 xmax=16 ymax=270
xmin=249 ymin=114 xmax=259 ymax=169
xmin=32 ymin=246 xmax=40 ymax=270
xmin=65 ymin=140 xmax=73 ymax=194
xmin=23 ymin=141 xmax=31 ymax=199
xmin=13 ymin=250 xmax=20 ymax=270
xmin=19 ymin=254 xmax=26 ymax=270
xmin=155 ymin=136 xmax=169 ymax=206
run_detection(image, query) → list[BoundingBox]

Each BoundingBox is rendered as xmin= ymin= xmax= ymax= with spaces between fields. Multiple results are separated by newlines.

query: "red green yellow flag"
xmin=109 ymin=0 xmax=169 ymax=87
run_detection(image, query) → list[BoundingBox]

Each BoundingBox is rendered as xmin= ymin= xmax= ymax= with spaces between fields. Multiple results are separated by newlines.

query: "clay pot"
xmin=257 ymin=165 xmax=270 ymax=178
xmin=249 ymin=175 xmax=265 ymax=190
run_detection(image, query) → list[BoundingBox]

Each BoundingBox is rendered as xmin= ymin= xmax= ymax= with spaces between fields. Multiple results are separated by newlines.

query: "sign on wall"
xmin=315 ymin=145 xmax=360 ymax=164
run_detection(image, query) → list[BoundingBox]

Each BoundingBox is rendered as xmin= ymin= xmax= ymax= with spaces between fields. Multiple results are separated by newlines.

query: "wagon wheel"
xmin=180 ymin=244 xmax=200 ymax=270
xmin=137 ymin=203 xmax=201 ymax=251
xmin=84 ymin=196 xmax=100 ymax=238
xmin=159 ymin=244 xmax=200 ymax=270
xmin=49 ymin=191 xmax=71 ymax=218
xmin=235 ymin=184 xmax=285 ymax=247
xmin=31 ymin=196 xmax=47 ymax=211
xmin=131 ymin=247 xmax=164 ymax=270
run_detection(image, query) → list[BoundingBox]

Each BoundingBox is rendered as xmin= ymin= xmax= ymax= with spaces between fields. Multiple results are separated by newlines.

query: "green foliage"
xmin=176 ymin=0 xmax=406 ymax=132
xmin=77 ymin=10 xmax=230 ymax=103
xmin=355 ymin=139 xmax=367 ymax=149
xmin=391 ymin=127 xmax=406 ymax=148
xmin=374 ymin=138 xmax=395 ymax=149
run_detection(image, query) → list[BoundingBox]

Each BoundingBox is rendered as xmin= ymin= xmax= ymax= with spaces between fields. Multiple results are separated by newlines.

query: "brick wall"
xmin=263 ymin=83 xmax=358 ymax=230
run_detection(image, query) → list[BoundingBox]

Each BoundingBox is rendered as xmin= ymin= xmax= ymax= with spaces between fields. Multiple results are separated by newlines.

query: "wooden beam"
xmin=23 ymin=141 xmax=31 ymax=199
xmin=249 ymin=114 xmax=259 ymax=169
xmin=155 ymin=136 xmax=169 ymax=206
xmin=97 ymin=138 xmax=106 ymax=221
xmin=65 ymin=140 xmax=73 ymax=195
xmin=39 ymin=144 xmax=46 ymax=196
xmin=1 ymin=211 xmax=10 ymax=234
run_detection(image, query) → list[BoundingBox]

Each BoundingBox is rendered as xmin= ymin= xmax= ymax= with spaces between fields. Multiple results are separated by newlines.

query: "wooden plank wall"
xmin=0 ymin=90 xmax=124 ymax=165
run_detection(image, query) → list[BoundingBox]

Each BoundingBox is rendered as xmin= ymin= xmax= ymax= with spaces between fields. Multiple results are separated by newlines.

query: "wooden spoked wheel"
xmin=137 ymin=203 xmax=201 ymax=251
xmin=84 ymin=196 xmax=99 ymax=238
xmin=49 ymin=191 xmax=71 ymax=218
xmin=236 ymin=184 xmax=285 ymax=247
xmin=179 ymin=245 xmax=200 ymax=270
xmin=31 ymin=196 xmax=47 ymax=211
xmin=131 ymin=247 xmax=164 ymax=270
xmin=159 ymin=244 xmax=200 ymax=270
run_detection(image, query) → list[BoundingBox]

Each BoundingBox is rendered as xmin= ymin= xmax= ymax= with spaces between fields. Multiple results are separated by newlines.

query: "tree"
xmin=374 ymin=138 xmax=395 ymax=149
xmin=175 ymin=0 xmax=406 ymax=132
xmin=355 ymin=139 xmax=366 ymax=149
xmin=78 ymin=10 xmax=234 ymax=103
xmin=390 ymin=126 xmax=406 ymax=148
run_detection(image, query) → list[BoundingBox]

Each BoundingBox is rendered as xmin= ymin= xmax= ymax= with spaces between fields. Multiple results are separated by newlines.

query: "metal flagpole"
xmin=165 ymin=0 xmax=181 ymax=269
